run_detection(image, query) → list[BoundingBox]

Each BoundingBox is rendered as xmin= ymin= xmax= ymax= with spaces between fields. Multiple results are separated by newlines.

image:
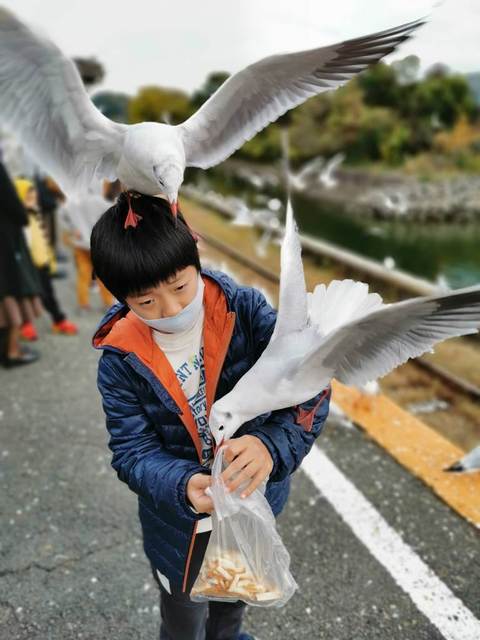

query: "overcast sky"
xmin=6 ymin=0 xmax=480 ymax=97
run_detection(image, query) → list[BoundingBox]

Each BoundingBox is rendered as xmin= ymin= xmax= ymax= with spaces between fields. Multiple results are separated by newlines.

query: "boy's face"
xmin=126 ymin=265 xmax=199 ymax=320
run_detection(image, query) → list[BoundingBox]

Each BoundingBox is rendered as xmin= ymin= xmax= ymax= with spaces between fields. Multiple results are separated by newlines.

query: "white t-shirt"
xmin=153 ymin=305 xmax=213 ymax=467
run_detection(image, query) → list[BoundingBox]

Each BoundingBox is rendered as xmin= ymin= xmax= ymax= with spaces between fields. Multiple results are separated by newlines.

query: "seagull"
xmin=318 ymin=153 xmax=345 ymax=189
xmin=208 ymin=199 xmax=480 ymax=445
xmin=444 ymin=445 xmax=480 ymax=473
xmin=0 ymin=7 xmax=424 ymax=217
xmin=230 ymin=199 xmax=255 ymax=227
xmin=384 ymin=190 xmax=409 ymax=216
xmin=289 ymin=156 xmax=325 ymax=192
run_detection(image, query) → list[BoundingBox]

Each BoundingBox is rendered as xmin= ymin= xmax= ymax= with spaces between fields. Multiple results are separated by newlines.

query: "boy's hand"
xmin=221 ymin=435 xmax=273 ymax=499
xmin=186 ymin=473 xmax=213 ymax=514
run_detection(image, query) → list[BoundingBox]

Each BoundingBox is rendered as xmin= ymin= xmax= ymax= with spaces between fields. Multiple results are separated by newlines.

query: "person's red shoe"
xmin=52 ymin=319 xmax=78 ymax=336
xmin=20 ymin=322 xmax=38 ymax=341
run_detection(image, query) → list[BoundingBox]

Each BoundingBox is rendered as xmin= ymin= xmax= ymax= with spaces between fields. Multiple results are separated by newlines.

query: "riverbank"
xmin=209 ymin=159 xmax=480 ymax=223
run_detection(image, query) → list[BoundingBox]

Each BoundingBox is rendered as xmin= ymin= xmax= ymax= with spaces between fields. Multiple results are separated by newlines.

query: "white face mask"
xmin=130 ymin=274 xmax=204 ymax=334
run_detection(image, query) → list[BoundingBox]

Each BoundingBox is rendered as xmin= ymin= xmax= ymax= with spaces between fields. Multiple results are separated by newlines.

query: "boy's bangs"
xmin=122 ymin=238 xmax=196 ymax=299
xmin=90 ymin=193 xmax=201 ymax=302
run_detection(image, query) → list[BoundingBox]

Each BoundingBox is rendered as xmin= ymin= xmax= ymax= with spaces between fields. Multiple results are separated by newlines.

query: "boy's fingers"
xmin=240 ymin=469 xmax=266 ymax=499
xmin=199 ymin=475 xmax=212 ymax=487
xmin=199 ymin=500 xmax=214 ymax=514
xmin=225 ymin=461 xmax=258 ymax=493
xmin=222 ymin=438 xmax=247 ymax=460
xmin=222 ymin=445 xmax=235 ymax=464
xmin=221 ymin=452 xmax=253 ymax=484
xmin=192 ymin=474 xmax=212 ymax=488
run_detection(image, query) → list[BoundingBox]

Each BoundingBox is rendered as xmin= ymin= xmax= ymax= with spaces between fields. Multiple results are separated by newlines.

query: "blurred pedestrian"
xmin=58 ymin=186 xmax=114 ymax=312
xmin=0 ymin=162 xmax=41 ymax=367
xmin=34 ymin=172 xmax=64 ymax=257
xmin=15 ymin=178 xmax=78 ymax=338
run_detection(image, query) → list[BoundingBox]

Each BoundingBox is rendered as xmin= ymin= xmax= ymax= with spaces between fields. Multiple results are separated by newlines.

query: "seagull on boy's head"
xmin=0 ymin=6 xmax=425 ymax=219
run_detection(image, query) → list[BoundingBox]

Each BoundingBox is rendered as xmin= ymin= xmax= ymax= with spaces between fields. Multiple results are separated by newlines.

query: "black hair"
xmin=90 ymin=192 xmax=201 ymax=302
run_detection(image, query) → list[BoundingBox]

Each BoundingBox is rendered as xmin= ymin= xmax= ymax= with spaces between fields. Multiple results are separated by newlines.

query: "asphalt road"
xmin=1 ymin=259 xmax=479 ymax=640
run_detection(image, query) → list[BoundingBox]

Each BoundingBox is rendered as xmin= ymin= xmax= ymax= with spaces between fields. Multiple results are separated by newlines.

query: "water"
xmin=187 ymin=169 xmax=480 ymax=289
xmin=293 ymin=193 xmax=480 ymax=288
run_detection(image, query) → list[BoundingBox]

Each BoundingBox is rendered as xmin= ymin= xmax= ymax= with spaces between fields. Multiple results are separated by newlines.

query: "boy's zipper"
xmin=182 ymin=311 xmax=236 ymax=592
xmin=182 ymin=521 xmax=199 ymax=593
xmin=208 ymin=312 xmax=236 ymax=416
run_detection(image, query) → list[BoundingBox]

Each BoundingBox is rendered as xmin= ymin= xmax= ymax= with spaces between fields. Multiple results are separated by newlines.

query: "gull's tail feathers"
xmin=307 ymin=279 xmax=384 ymax=336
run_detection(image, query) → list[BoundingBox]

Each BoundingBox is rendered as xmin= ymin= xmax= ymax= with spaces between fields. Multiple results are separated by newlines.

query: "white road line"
xmin=302 ymin=445 xmax=480 ymax=640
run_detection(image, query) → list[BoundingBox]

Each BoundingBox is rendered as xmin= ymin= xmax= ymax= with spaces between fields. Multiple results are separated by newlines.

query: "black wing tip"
xmin=444 ymin=461 xmax=464 ymax=473
xmin=345 ymin=17 xmax=427 ymax=47
xmin=435 ymin=287 xmax=480 ymax=311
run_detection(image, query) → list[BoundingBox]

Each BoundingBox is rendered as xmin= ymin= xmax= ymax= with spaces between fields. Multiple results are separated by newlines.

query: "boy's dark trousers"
xmin=151 ymin=558 xmax=247 ymax=640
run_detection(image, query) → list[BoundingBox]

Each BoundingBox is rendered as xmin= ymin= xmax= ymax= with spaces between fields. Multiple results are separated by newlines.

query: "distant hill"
xmin=466 ymin=73 xmax=480 ymax=105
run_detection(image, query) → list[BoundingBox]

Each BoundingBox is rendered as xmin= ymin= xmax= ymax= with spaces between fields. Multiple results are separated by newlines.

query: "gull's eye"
xmin=226 ymin=412 xmax=232 ymax=420
xmin=219 ymin=425 xmax=224 ymax=431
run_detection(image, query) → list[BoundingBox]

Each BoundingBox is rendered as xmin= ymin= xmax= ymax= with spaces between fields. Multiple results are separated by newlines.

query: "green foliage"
xmin=357 ymin=63 xmax=399 ymax=108
xmin=380 ymin=122 xmax=411 ymax=165
xmin=128 ymin=86 xmax=193 ymax=125
xmin=92 ymin=91 xmax=130 ymax=123
xmin=238 ymin=125 xmax=283 ymax=162
xmin=191 ymin=72 xmax=230 ymax=109
xmin=391 ymin=55 xmax=420 ymax=86
xmin=124 ymin=56 xmax=478 ymax=169
xmin=406 ymin=74 xmax=476 ymax=128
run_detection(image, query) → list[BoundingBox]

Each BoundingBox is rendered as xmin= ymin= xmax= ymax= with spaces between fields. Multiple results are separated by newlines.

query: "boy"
xmin=91 ymin=192 xmax=331 ymax=640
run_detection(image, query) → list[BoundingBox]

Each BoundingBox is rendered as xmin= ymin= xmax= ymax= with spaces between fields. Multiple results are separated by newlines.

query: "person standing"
xmin=58 ymin=187 xmax=114 ymax=312
xmin=15 ymin=179 xmax=78 ymax=338
xmin=0 ymin=163 xmax=42 ymax=367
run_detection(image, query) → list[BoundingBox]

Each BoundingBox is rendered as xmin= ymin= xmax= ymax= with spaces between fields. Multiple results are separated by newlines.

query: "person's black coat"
xmin=0 ymin=162 xmax=42 ymax=299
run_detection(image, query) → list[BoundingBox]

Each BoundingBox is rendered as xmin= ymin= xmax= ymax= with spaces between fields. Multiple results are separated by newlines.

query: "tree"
xmin=391 ymin=55 xmax=420 ymax=86
xmin=357 ymin=62 xmax=399 ymax=108
xmin=128 ymin=86 xmax=193 ymax=124
xmin=191 ymin=72 xmax=230 ymax=109
xmin=409 ymin=74 xmax=476 ymax=128
xmin=92 ymin=91 xmax=130 ymax=123
xmin=74 ymin=57 xmax=105 ymax=87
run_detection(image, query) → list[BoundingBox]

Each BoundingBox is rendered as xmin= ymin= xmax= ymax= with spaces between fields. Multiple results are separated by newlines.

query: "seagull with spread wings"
xmin=0 ymin=7 xmax=423 ymax=217
xmin=208 ymin=199 xmax=480 ymax=445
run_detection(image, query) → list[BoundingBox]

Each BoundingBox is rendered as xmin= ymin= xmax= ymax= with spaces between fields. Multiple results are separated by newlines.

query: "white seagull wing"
xmin=271 ymin=197 xmax=308 ymax=340
xmin=294 ymin=285 xmax=480 ymax=391
xmin=0 ymin=8 xmax=126 ymax=193
xmin=179 ymin=19 xmax=424 ymax=169
xmin=296 ymin=156 xmax=325 ymax=183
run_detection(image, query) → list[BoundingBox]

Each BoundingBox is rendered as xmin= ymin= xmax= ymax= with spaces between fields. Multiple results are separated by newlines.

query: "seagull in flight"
xmin=208 ymin=198 xmax=480 ymax=445
xmin=0 ymin=7 xmax=424 ymax=217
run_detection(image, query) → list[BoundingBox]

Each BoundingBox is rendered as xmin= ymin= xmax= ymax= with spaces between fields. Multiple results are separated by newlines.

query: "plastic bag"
xmin=190 ymin=446 xmax=298 ymax=607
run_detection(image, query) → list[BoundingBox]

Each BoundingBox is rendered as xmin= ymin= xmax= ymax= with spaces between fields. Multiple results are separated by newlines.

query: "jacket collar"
xmin=92 ymin=269 xmax=237 ymax=461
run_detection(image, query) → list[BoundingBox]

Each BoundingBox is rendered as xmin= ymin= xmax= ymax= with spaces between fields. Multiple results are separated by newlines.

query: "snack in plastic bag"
xmin=191 ymin=446 xmax=297 ymax=607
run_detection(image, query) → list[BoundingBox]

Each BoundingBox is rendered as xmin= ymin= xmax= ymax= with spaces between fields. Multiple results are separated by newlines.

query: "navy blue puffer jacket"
xmin=93 ymin=269 xmax=330 ymax=592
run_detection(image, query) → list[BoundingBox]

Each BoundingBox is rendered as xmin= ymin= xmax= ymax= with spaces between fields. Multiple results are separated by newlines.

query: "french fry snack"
xmin=191 ymin=447 xmax=297 ymax=607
